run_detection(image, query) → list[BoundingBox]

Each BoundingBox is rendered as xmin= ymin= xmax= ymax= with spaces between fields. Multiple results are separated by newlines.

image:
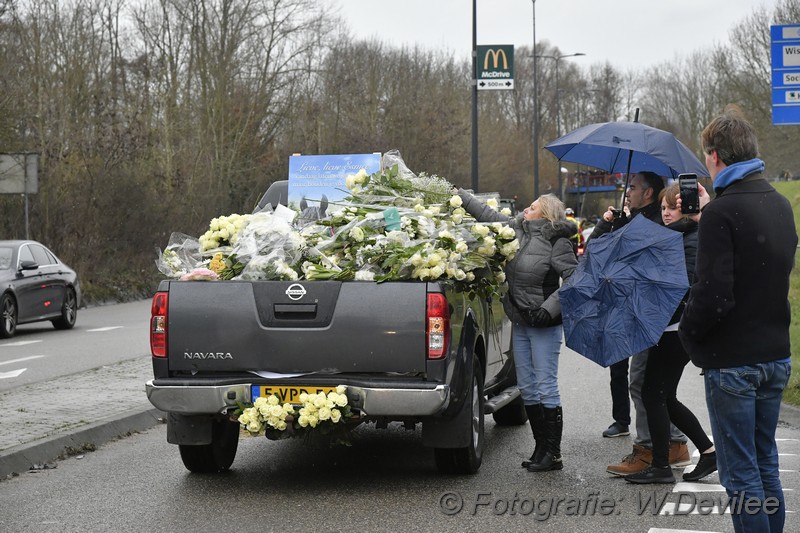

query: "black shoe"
xmin=682 ymin=451 xmax=717 ymax=482
xmin=602 ymin=422 xmax=630 ymax=438
xmin=624 ymin=465 xmax=675 ymax=484
xmin=528 ymin=406 xmax=564 ymax=472
xmin=527 ymin=453 xmax=563 ymax=472
xmin=521 ymin=404 xmax=546 ymax=468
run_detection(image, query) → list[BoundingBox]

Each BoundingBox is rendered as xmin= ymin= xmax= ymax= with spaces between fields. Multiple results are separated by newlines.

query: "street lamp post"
xmin=537 ymin=52 xmax=585 ymax=199
xmin=531 ymin=0 xmax=538 ymax=200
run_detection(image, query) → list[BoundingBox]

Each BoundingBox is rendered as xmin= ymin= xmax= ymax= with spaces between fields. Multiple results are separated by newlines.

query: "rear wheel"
xmin=0 ymin=293 xmax=17 ymax=339
xmin=178 ymin=419 xmax=240 ymax=473
xmin=434 ymin=357 xmax=484 ymax=475
xmin=52 ymin=287 xmax=77 ymax=330
xmin=492 ymin=395 xmax=528 ymax=426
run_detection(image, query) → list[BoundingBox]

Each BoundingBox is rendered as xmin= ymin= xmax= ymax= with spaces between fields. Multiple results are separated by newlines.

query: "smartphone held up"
xmin=679 ymin=174 xmax=700 ymax=214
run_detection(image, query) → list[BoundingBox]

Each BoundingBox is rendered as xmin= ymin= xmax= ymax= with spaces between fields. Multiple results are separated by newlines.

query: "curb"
xmin=0 ymin=407 xmax=165 ymax=480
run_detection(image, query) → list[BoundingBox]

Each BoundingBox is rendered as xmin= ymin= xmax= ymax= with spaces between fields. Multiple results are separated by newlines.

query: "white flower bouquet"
xmin=236 ymin=385 xmax=356 ymax=445
xmin=155 ymin=153 xmax=519 ymax=300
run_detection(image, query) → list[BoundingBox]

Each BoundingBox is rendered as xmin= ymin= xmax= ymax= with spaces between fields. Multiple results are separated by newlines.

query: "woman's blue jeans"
xmin=512 ymin=323 xmax=562 ymax=408
xmin=704 ymin=360 xmax=791 ymax=533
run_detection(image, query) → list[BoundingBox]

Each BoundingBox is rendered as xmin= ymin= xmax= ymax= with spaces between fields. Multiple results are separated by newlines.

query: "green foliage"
xmin=773 ymin=181 xmax=800 ymax=406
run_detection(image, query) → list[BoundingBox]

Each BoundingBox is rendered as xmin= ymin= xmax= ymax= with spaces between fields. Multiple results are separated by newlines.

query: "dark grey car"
xmin=0 ymin=240 xmax=81 ymax=338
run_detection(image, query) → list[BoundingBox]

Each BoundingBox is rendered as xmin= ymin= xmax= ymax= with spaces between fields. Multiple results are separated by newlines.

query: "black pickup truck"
xmin=146 ymin=178 xmax=525 ymax=475
xmin=145 ymin=277 xmax=526 ymax=475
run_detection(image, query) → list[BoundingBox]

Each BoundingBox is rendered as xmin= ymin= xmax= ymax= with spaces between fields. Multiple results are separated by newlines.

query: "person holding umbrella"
xmin=624 ymin=181 xmax=716 ymax=484
xmin=457 ymin=189 xmax=578 ymax=472
xmin=587 ymin=172 xmax=691 ymax=477
xmin=679 ymin=106 xmax=796 ymax=532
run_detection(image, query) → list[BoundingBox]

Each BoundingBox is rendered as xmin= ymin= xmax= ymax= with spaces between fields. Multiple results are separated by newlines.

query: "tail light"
xmin=150 ymin=291 xmax=168 ymax=358
xmin=426 ymin=293 xmax=450 ymax=359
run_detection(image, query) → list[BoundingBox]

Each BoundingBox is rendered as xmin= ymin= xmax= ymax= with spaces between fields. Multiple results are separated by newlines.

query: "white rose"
xmin=298 ymin=415 xmax=309 ymax=427
xmin=318 ymin=407 xmax=332 ymax=421
xmin=355 ymin=270 xmax=375 ymax=281
xmin=335 ymin=393 xmax=348 ymax=407
xmin=473 ymin=224 xmax=489 ymax=237
xmin=330 ymin=409 xmax=342 ymax=423
xmin=449 ymin=195 xmax=463 ymax=208
xmin=350 ymin=226 xmax=365 ymax=242
xmin=345 ymin=174 xmax=356 ymax=190
xmin=430 ymin=265 xmax=444 ymax=278
xmin=486 ymin=198 xmax=498 ymax=209
xmin=336 ymin=385 xmax=347 ymax=395
xmin=500 ymin=208 xmax=512 ymax=216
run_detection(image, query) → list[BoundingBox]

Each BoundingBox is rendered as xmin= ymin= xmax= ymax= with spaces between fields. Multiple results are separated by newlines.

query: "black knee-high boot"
xmin=527 ymin=405 xmax=563 ymax=472
xmin=521 ymin=404 xmax=546 ymax=468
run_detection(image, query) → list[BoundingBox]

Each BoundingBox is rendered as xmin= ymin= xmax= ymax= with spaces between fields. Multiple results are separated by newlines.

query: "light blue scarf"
xmin=713 ymin=158 xmax=764 ymax=192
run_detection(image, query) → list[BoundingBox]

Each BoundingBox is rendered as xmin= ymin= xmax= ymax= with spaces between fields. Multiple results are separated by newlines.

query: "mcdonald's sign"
xmin=476 ymin=45 xmax=514 ymax=91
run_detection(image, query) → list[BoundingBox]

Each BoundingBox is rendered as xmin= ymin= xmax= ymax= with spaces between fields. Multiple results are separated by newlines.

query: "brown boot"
xmin=668 ymin=441 xmax=691 ymax=467
xmin=606 ymin=444 xmax=652 ymax=476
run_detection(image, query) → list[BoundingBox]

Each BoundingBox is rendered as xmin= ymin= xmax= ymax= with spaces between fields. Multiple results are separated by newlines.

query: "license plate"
xmin=251 ymin=385 xmax=338 ymax=405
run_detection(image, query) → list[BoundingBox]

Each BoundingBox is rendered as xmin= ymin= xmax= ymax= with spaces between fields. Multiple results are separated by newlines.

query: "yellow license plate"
xmin=251 ymin=385 xmax=337 ymax=404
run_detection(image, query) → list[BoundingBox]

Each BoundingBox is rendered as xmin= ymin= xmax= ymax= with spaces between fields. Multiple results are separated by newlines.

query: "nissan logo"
xmin=285 ymin=283 xmax=307 ymax=301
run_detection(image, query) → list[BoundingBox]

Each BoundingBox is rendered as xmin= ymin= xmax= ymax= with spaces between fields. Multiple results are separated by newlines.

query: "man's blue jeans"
xmin=704 ymin=360 xmax=791 ymax=533
xmin=512 ymin=323 xmax=562 ymax=408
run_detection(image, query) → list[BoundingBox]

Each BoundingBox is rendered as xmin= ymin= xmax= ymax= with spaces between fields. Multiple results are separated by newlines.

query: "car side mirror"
xmin=19 ymin=260 xmax=39 ymax=271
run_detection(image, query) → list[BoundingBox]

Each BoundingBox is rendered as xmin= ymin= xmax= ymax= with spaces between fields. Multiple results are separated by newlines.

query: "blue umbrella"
xmin=544 ymin=120 xmax=708 ymax=179
xmin=559 ymin=215 xmax=689 ymax=367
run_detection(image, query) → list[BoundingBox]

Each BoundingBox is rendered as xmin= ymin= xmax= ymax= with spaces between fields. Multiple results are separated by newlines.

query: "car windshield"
xmin=0 ymin=247 xmax=12 ymax=270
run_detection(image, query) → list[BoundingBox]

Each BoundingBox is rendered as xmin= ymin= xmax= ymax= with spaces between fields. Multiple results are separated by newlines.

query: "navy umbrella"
xmin=544 ymin=119 xmax=708 ymax=179
xmin=559 ymin=215 xmax=689 ymax=367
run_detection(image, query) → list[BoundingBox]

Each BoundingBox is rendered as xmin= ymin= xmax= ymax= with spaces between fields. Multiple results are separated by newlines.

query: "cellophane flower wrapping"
xmin=155 ymin=151 xmax=518 ymax=299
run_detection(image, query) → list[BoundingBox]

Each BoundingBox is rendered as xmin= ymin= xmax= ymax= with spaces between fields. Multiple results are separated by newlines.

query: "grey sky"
xmin=329 ymin=0 xmax=779 ymax=71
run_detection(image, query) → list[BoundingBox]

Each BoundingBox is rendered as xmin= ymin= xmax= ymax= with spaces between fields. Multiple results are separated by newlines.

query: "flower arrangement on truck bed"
xmin=156 ymin=158 xmax=520 ymax=301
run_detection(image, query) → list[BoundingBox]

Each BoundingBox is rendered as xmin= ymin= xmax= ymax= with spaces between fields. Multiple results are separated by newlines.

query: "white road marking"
xmin=86 ymin=326 xmax=123 ymax=332
xmin=0 ymin=368 xmax=26 ymax=379
xmin=0 ymin=340 xmax=42 ymax=347
xmin=0 ymin=355 xmax=45 ymax=366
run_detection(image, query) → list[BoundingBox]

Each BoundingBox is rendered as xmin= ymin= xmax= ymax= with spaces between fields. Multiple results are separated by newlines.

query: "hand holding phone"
xmin=679 ymin=174 xmax=700 ymax=214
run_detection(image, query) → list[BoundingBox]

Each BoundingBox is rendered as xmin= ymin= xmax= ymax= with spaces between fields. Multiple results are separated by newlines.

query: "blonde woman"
xmin=458 ymin=190 xmax=578 ymax=472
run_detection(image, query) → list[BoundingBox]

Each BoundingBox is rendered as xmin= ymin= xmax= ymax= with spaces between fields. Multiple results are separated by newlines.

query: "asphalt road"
xmin=1 ymin=339 xmax=798 ymax=533
xmin=0 ymin=299 xmax=151 ymax=391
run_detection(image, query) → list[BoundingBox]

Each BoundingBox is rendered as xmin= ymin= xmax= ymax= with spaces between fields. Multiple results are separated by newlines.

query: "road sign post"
xmin=476 ymin=45 xmax=515 ymax=91
xmin=771 ymin=24 xmax=800 ymax=126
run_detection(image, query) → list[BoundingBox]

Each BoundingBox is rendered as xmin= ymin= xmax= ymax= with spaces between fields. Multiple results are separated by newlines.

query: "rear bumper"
xmin=145 ymin=380 xmax=450 ymax=417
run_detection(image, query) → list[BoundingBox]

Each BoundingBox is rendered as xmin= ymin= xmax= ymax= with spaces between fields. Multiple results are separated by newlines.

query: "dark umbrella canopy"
xmin=559 ymin=215 xmax=689 ymax=367
xmin=544 ymin=121 xmax=708 ymax=179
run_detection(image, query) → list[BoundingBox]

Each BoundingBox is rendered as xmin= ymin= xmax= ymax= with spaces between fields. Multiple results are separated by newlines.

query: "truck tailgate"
xmin=166 ymin=280 xmax=429 ymax=374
